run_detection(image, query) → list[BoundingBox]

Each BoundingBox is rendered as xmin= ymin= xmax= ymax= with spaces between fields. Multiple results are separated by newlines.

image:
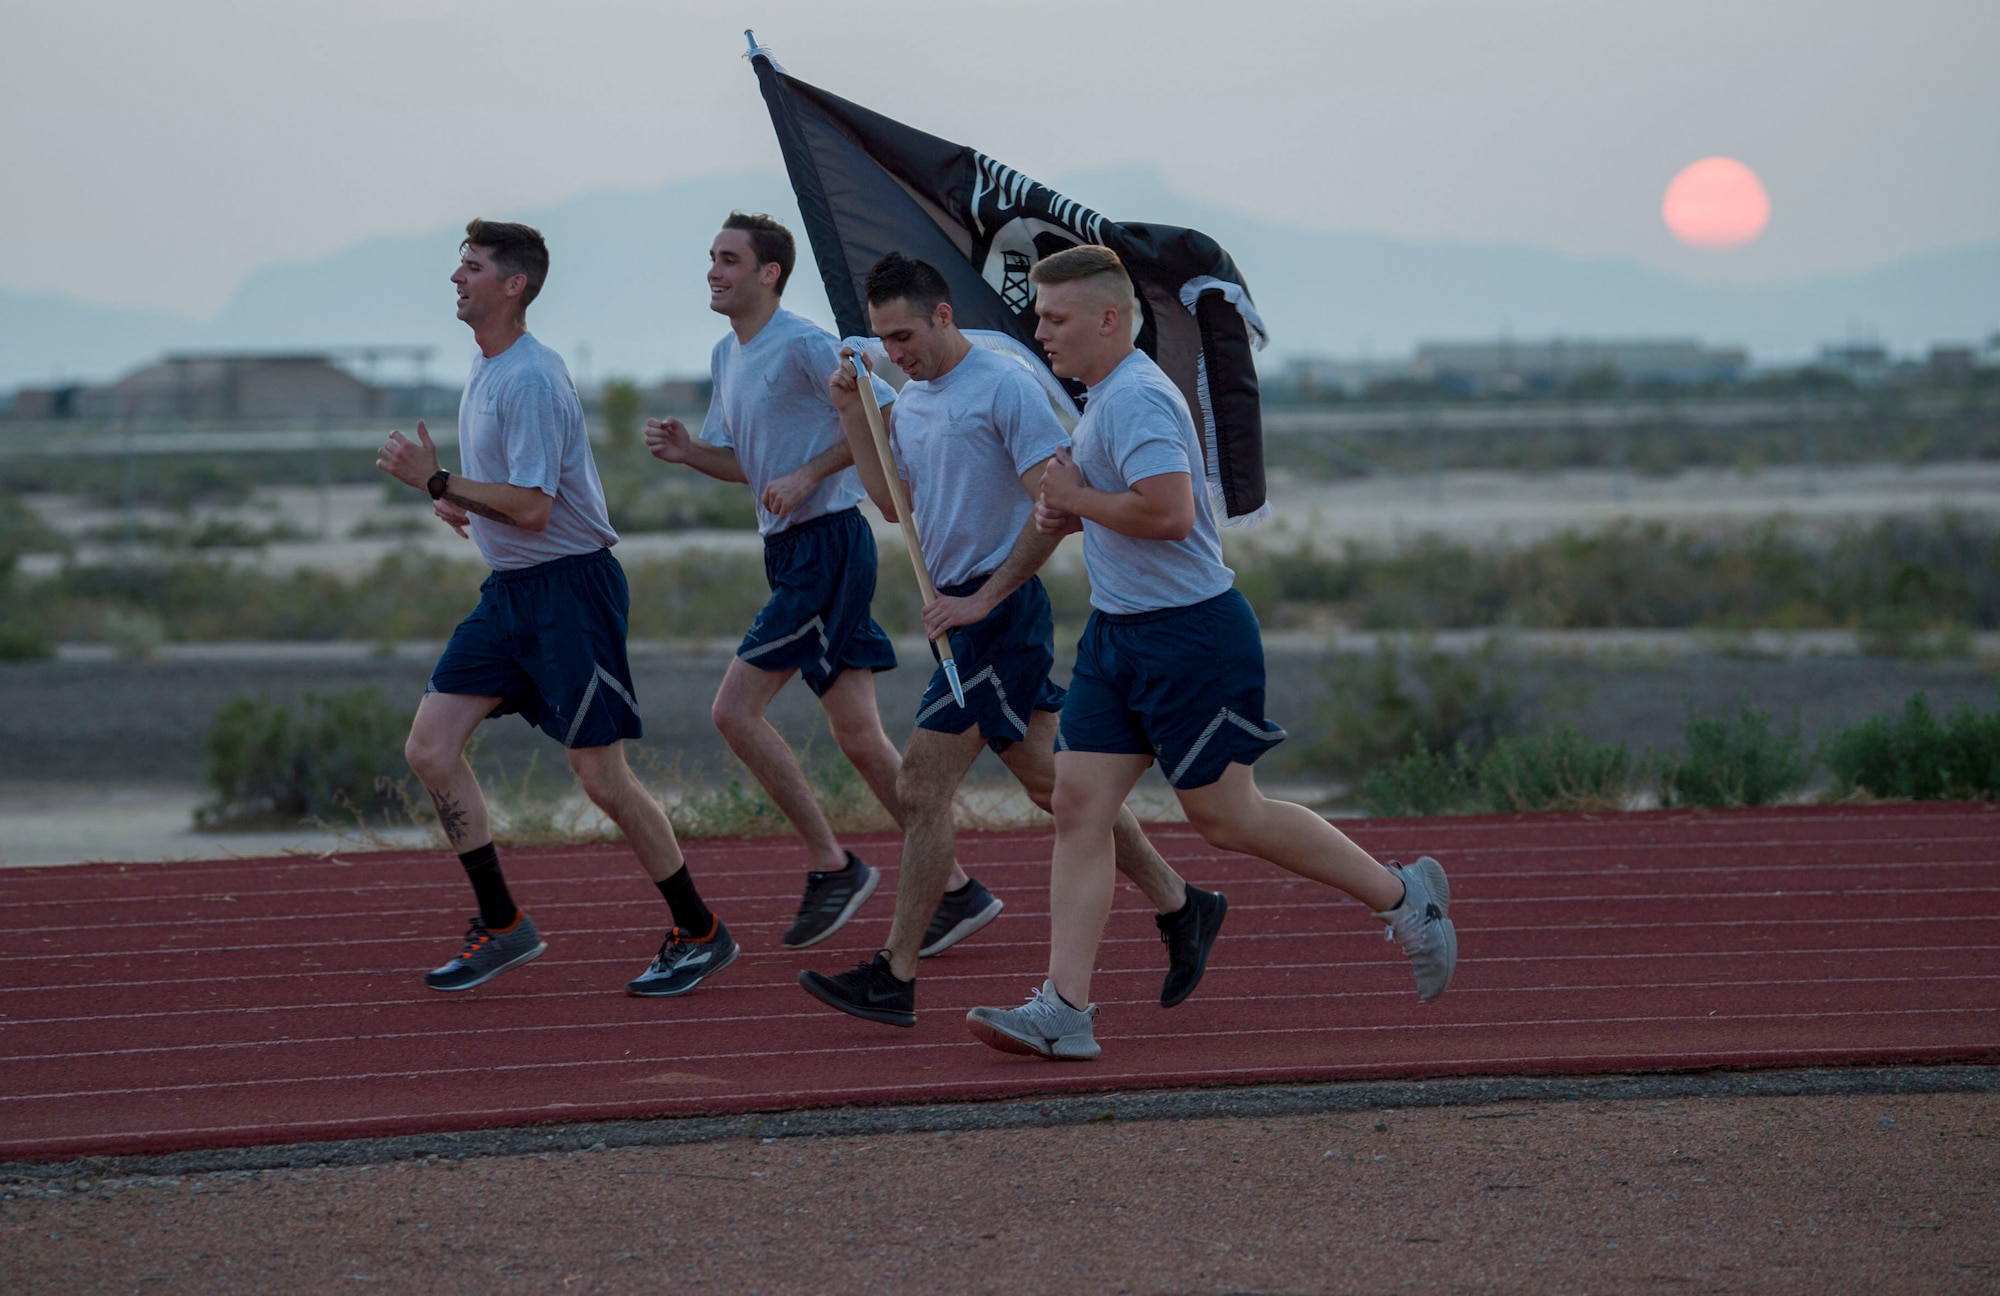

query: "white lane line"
xmin=9 ymin=974 xmax=1998 ymax=1061
xmin=6 ymin=1006 xmax=1994 ymax=1106
xmin=2 ymin=824 xmax=1993 ymax=893
xmin=18 ymin=877 xmax=2000 ymax=937
xmin=7 ymin=922 xmax=1997 ymax=998
xmin=9 ymin=908 xmax=1997 ymax=968
xmin=6 ymin=971 xmax=1993 ymax=1032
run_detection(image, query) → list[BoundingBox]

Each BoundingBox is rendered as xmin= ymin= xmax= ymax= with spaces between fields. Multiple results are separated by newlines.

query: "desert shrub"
xmin=1477 ymin=726 xmax=1647 ymax=813
xmin=199 ymin=688 xmax=412 ymax=827
xmin=1303 ymin=639 xmax=1519 ymax=783
xmin=1360 ymin=738 xmax=1482 ymax=817
xmin=1665 ymin=702 xmax=1811 ymax=808
xmin=1820 ymin=690 xmax=2000 ymax=800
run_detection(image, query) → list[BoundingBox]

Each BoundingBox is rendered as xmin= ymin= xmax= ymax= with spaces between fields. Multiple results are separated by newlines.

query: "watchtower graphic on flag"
xmin=746 ymin=35 xmax=1271 ymax=524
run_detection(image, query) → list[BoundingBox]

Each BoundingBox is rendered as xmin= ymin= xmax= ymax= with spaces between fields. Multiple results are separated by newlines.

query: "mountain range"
xmin=5 ymin=169 xmax=1996 ymax=391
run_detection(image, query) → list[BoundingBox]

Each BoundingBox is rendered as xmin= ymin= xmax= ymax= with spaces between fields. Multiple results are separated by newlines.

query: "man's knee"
xmin=1183 ymin=798 xmax=1253 ymax=854
xmin=404 ymin=729 xmax=457 ymax=786
xmin=568 ymin=750 xmax=629 ymax=806
xmin=897 ymin=761 xmax=960 ymax=824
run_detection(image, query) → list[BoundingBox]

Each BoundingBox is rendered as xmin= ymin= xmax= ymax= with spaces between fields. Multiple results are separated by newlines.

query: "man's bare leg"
xmin=1174 ymin=763 xmax=1403 ymax=911
xmin=881 ymin=726 xmax=986 ymax=980
xmin=567 ymin=741 xmax=685 ymax=883
xmin=710 ymin=657 xmax=845 ymax=870
xmin=817 ymin=667 xmax=907 ymax=827
xmin=1046 ymin=750 xmax=1154 ymax=1008
xmin=998 ymin=711 xmax=1186 ymax=914
xmin=404 ymin=692 xmax=502 ymax=853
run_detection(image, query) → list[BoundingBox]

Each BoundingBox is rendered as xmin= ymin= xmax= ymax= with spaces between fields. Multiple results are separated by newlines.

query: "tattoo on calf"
xmin=431 ymin=791 xmax=470 ymax=845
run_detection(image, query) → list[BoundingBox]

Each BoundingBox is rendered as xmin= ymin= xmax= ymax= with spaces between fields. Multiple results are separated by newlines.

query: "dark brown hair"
xmin=462 ymin=219 xmax=550 ymax=308
xmin=865 ymin=252 xmax=951 ymax=317
xmin=722 ymin=212 xmax=796 ymax=295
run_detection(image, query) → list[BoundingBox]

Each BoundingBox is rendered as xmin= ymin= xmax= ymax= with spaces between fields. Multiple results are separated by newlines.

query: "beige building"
xmin=16 ymin=354 xmax=384 ymax=422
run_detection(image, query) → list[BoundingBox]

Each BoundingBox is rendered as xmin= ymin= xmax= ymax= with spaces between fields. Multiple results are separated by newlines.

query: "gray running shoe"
xmin=626 ymin=921 xmax=740 ymax=997
xmin=425 ymin=913 xmax=545 ymax=993
xmin=783 ymin=853 xmax=880 ymax=948
xmin=965 ymin=980 xmax=1101 ymax=1060
xmin=919 ymin=877 xmax=1004 ymax=958
xmin=1376 ymin=856 xmax=1457 ymax=1001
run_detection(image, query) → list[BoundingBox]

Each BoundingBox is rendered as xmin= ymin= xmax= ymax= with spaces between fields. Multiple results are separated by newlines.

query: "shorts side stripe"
xmin=739 ymin=616 xmax=829 ymax=662
xmin=563 ymin=664 xmax=640 ymax=748
xmin=1167 ymin=707 xmax=1286 ymax=787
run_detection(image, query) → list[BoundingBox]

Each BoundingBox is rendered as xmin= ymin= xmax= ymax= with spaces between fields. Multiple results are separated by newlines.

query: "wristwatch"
xmin=426 ymin=469 xmax=451 ymax=501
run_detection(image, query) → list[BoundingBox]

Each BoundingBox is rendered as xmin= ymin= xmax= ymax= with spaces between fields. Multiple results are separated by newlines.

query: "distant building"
xmin=1926 ymin=345 xmax=1976 ymax=379
xmin=12 ymin=354 xmax=386 ymax=421
xmin=652 ymin=377 xmax=712 ymax=410
xmin=1815 ymin=342 xmax=1890 ymax=387
xmin=1412 ymin=338 xmax=1748 ymax=396
xmin=1276 ymin=356 xmax=1415 ymax=399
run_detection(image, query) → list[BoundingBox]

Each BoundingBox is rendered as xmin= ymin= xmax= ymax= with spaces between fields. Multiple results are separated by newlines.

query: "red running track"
xmin=4 ymin=804 xmax=1997 ymax=1162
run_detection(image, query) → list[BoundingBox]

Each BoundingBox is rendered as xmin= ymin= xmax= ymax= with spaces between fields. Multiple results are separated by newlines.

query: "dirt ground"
xmin=5 ymin=1089 xmax=1994 ymax=1294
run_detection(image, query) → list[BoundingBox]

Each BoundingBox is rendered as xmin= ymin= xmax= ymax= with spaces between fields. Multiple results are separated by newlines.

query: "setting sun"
xmin=1662 ymin=157 xmax=1771 ymax=250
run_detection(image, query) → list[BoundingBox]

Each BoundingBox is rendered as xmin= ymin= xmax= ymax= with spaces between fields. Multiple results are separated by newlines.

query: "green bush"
xmin=1478 ymin=726 xmax=1646 ymax=813
xmin=1821 ymin=690 xmax=2000 ymax=800
xmin=1665 ymin=702 xmax=1811 ymax=808
xmin=1303 ymin=639 xmax=1519 ymax=783
xmin=199 ymin=688 xmax=412 ymax=828
xmin=1361 ymin=737 xmax=1482 ymax=817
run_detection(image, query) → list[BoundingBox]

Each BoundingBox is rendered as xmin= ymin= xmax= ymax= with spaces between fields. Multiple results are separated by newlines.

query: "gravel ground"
xmin=5 ymin=1084 xmax=1994 ymax=1294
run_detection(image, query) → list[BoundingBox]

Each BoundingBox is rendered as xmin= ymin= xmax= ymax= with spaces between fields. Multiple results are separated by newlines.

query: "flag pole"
xmin=850 ymin=356 xmax=966 ymax=707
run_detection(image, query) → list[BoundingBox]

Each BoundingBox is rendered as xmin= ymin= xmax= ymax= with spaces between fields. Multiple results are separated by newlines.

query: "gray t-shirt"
xmin=701 ymin=309 xmax=894 ymax=537
xmin=1071 ymin=350 xmax=1235 ymax=615
xmin=889 ymin=347 xmax=1071 ymax=590
xmin=455 ymin=333 xmax=618 ymax=571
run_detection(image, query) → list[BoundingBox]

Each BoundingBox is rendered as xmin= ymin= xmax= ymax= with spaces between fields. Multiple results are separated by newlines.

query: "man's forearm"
xmin=797 ymin=439 xmax=855 ymax=486
xmin=678 ymin=442 xmax=749 ymax=484
xmin=976 ymin=518 xmax=1064 ymax=609
xmin=440 ymin=475 xmax=551 ymax=531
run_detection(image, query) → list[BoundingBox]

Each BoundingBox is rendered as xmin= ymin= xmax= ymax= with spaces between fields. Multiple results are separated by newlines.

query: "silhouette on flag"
xmin=746 ymin=37 xmax=1270 ymax=523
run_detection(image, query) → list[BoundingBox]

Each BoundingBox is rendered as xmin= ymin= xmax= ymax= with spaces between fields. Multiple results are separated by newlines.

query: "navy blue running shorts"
xmin=429 ymin=547 xmax=644 ymax=750
xmin=914 ymin=574 xmax=1065 ymax=752
xmin=737 ymin=507 xmax=898 ymax=696
xmin=1056 ymin=588 xmax=1286 ymax=789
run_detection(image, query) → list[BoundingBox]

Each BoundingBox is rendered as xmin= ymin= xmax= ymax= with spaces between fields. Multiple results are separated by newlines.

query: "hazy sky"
xmin=5 ymin=0 xmax=1995 ymax=316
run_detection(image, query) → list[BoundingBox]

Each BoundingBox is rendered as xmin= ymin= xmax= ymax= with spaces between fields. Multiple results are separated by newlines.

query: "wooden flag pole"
xmin=851 ymin=356 xmax=966 ymax=706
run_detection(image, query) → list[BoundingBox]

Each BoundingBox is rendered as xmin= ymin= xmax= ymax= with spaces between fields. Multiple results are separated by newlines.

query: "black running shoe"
xmin=782 ymin=853 xmax=879 ymax=948
xmin=1156 ymin=884 xmax=1226 ymax=1007
xmin=918 ymin=877 xmax=1005 ymax=958
xmin=425 ymin=913 xmax=546 ymax=993
xmin=798 ymin=950 xmax=916 ymax=1027
xmin=625 ymin=921 xmax=740 ymax=997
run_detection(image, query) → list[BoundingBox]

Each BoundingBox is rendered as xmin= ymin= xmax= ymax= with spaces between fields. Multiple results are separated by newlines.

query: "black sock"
xmin=458 ymin=843 xmax=518 ymax=930
xmin=656 ymin=866 xmax=715 ymax=937
xmin=944 ymin=878 xmax=976 ymax=899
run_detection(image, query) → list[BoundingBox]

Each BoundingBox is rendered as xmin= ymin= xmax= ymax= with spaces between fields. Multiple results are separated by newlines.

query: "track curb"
xmin=7 ymin=1063 xmax=1995 ymax=1185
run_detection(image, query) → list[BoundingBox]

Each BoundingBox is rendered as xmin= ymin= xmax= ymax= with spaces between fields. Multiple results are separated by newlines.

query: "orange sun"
xmin=1662 ymin=157 xmax=1770 ymax=250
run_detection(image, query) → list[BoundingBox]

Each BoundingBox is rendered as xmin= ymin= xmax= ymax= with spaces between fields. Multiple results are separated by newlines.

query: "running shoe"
xmin=425 ymin=913 xmax=545 ymax=993
xmin=626 ymin=921 xmax=740 ymax=997
xmin=919 ymin=877 xmax=1005 ymax=958
xmin=965 ymin=980 xmax=1101 ymax=1060
xmin=1156 ymin=884 xmax=1227 ymax=1008
xmin=797 ymin=950 xmax=917 ymax=1027
xmin=1377 ymin=856 xmax=1457 ymax=1001
xmin=782 ymin=852 xmax=880 ymax=948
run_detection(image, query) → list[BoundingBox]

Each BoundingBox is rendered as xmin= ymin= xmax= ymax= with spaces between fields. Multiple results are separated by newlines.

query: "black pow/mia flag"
xmin=747 ymin=37 xmax=1270 ymax=523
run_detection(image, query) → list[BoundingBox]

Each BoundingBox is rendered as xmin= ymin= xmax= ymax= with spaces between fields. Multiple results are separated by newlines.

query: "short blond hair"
xmin=1030 ymin=244 xmax=1138 ymax=317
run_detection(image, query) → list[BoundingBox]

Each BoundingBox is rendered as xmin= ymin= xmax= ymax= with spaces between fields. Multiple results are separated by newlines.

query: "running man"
xmin=798 ymin=253 xmax=1226 ymax=1029
xmin=644 ymin=213 xmax=913 ymax=948
xmin=376 ymin=219 xmax=733 ymax=998
xmin=965 ymin=246 xmax=1457 ymax=1060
